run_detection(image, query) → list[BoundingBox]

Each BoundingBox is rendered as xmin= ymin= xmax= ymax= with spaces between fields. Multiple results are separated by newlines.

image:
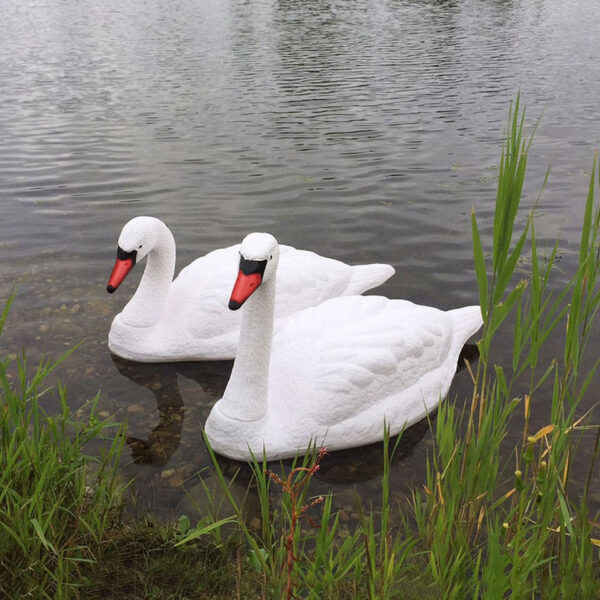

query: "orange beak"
xmin=229 ymin=271 xmax=262 ymax=310
xmin=107 ymin=248 xmax=137 ymax=293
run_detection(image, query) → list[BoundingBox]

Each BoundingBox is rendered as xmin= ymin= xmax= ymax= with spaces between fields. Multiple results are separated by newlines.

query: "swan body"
xmin=204 ymin=233 xmax=483 ymax=461
xmin=106 ymin=217 xmax=395 ymax=362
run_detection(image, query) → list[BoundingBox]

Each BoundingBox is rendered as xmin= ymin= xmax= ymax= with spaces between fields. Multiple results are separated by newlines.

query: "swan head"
xmin=229 ymin=233 xmax=279 ymax=310
xmin=106 ymin=216 xmax=161 ymax=293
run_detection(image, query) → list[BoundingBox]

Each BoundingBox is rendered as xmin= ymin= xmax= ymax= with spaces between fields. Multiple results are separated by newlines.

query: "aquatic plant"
xmin=414 ymin=96 xmax=600 ymax=598
xmin=264 ymin=446 xmax=326 ymax=600
xmin=0 ymin=294 xmax=126 ymax=599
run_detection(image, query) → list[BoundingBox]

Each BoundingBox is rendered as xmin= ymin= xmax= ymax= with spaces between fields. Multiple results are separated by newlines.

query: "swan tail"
xmin=449 ymin=305 xmax=484 ymax=348
xmin=344 ymin=263 xmax=395 ymax=295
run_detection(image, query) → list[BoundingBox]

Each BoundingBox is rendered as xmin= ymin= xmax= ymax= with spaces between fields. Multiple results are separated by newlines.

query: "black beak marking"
xmin=117 ymin=246 xmax=138 ymax=265
xmin=239 ymin=256 xmax=267 ymax=276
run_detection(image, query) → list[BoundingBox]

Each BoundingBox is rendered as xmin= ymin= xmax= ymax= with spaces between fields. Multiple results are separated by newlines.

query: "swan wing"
xmin=168 ymin=245 xmax=242 ymax=339
xmin=274 ymin=246 xmax=356 ymax=318
xmin=271 ymin=295 xmax=456 ymax=427
xmin=168 ymin=244 xmax=391 ymax=339
xmin=169 ymin=245 xmax=353 ymax=335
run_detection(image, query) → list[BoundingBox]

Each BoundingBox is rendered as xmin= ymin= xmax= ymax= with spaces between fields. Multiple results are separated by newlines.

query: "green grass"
xmin=0 ymin=294 xmax=126 ymax=599
xmin=1 ymin=96 xmax=599 ymax=599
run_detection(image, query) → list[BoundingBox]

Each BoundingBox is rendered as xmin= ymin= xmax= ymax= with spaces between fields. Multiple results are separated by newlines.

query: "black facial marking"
xmin=117 ymin=246 xmax=138 ymax=265
xmin=239 ymin=257 xmax=267 ymax=277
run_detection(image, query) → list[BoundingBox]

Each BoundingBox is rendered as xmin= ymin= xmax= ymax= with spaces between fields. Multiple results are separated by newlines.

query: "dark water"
xmin=1 ymin=0 xmax=599 ymax=520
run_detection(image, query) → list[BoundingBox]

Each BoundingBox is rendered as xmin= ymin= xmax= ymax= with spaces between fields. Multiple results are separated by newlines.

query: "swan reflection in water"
xmin=110 ymin=343 xmax=478 ymax=523
xmin=111 ymin=358 xmax=185 ymax=466
xmin=110 ymin=355 xmax=231 ymax=468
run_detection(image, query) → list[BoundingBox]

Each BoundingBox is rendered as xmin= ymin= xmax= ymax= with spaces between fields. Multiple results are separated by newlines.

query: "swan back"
xmin=270 ymin=296 xmax=467 ymax=424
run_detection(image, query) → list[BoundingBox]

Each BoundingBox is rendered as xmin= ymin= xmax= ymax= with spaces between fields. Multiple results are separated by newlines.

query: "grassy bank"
xmin=1 ymin=98 xmax=599 ymax=599
xmin=0 ymin=296 xmax=126 ymax=598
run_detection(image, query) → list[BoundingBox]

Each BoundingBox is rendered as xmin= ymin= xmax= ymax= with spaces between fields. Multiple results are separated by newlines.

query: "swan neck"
xmin=218 ymin=275 xmax=275 ymax=422
xmin=120 ymin=224 xmax=176 ymax=327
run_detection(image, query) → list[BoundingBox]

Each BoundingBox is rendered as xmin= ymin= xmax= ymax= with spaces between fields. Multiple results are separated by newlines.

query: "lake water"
xmin=1 ymin=0 xmax=599 ymax=519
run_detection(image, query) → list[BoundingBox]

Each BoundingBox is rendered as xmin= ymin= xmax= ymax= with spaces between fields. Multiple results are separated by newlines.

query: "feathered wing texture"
xmin=165 ymin=245 xmax=394 ymax=342
xmin=167 ymin=245 xmax=241 ymax=341
xmin=273 ymin=246 xmax=393 ymax=312
xmin=271 ymin=296 xmax=479 ymax=432
xmin=273 ymin=246 xmax=352 ymax=315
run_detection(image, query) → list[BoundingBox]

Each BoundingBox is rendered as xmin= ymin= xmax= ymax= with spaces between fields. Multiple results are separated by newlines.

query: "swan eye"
xmin=269 ymin=255 xmax=272 ymax=260
xmin=138 ymin=245 xmax=143 ymax=249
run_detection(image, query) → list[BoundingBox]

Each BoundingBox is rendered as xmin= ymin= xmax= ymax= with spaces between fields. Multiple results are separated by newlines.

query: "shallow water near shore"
xmin=1 ymin=0 xmax=599 ymax=519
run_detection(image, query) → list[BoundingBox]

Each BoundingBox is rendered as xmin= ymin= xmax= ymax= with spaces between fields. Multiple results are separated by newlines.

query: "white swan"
xmin=106 ymin=217 xmax=395 ymax=362
xmin=204 ymin=233 xmax=483 ymax=461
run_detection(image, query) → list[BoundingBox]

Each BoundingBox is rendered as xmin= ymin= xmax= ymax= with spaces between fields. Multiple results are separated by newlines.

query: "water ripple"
xmin=1 ymin=0 xmax=599 ymax=516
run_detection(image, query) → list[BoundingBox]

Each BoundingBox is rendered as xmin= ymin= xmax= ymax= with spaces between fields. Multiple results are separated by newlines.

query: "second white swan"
xmin=106 ymin=217 xmax=394 ymax=361
xmin=204 ymin=232 xmax=483 ymax=461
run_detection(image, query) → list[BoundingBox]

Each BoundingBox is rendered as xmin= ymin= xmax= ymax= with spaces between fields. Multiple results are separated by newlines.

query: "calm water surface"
xmin=1 ymin=0 xmax=599 ymax=518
